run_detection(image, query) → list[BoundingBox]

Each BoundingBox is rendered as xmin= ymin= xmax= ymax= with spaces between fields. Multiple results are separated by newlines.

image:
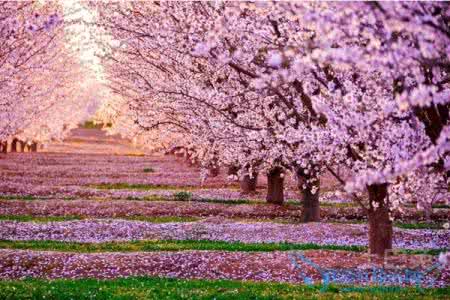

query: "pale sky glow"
xmin=61 ymin=0 xmax=105 ymax=82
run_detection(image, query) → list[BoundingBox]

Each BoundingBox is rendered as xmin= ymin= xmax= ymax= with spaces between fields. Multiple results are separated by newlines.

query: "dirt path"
xmin=44 ymin=128 xmax=145 ymax=155
xmin=0 ymin=128 xmax=341 ymax=196
xmin=0 ymin=129 xmax=239 ymax=196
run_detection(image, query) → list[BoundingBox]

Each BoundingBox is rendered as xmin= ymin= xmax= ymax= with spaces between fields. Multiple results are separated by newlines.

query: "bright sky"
xmin=61 ymin=0 xmax=105 ymax=82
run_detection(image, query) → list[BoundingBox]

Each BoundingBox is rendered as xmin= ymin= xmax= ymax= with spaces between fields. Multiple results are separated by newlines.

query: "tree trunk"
xmin=227 ymin=165 xmax=239 ymax=176
xmin=11 ymin=139 xmax=19 ymax=152
xmin=20 ymin=141 xmax=27 ymax=152
xmin=367 ymin=183 xmax=392 ymax=256
xmin=209 ymin=166 xmax=220 ymax=177
xmin=0 ymin=141 xmax=7 ymax=154
xmin=447 ymin=170 xmax=450 ymax=192
xmin=266 ymin=167 xmax=284 ymax=205
xmin=30 ymin=142 xmax=38 ymax=152
xmin=185 ymin=152 xmax=197 ymax=166
xmin=240 ymin=173 xmax=258 ymax=194
xmin=297 ymin=168 xmax=320 ymax=222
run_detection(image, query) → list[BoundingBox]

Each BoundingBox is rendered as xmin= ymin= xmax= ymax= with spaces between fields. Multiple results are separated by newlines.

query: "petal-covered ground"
xmin=0 ymin=128 xmax=448 ymax=293
xmin=1 ymin=199 xmax=448 ymax=222
xmin=0 ymin=249 xmax=448 ymax=287
xmin=0 ymin=129 xmax=339 ymax=198
xmin=0 ymin=219 xmax=448 ymax=250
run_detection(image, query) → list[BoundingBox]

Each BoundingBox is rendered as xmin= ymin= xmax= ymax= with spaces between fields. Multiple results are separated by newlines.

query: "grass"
xmin=0 ymin=215 xmax=82 ymax=222
xmin=0 ymin=195 xmax=77 ymax=201
xmin=332 ymin=220 xmax=447 ymax=230
xmin=228 ymin=218 xmax=447 ymax=230
xmin=124 ymin=194 xmax=251 ymax=205
xmin=0 ymin=215 xmax=200 ymax=223
xmin=320 ymin=202 xmax=358 ymax=208
xmin=80 ymin=120 xmax=101 ymax=129
xmin=173 ymin=191 xmax=193 ymax=201
xmin=80 ymin=121 xmax=112 ymax=129
xmin=0 ymin=239 xmax=445 ymax=255
xmin=143 ymin=167 xmax=155 ymax=173
xmin=394 ymin=222 xmax=446 ymax=230
xmin=432 ymin=204 xmax=450 ymax=209
xmin=0 ymin=240 xmax=366 ymax=253
xmin=0 ymin=277 xmax=448 ymax=300
xmin=125 ymin=194 xmax=258 ymax=205
xmin=0 ymin=195 xmax=38 ymax=201
xmin=61 ymin=191 xmax=362 ymax=208
xmin=124 ymin=195 xmax=165 ymax=201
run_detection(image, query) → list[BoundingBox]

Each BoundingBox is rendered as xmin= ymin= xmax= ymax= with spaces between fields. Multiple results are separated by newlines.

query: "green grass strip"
xmin=394 ymin=222 xmax=446 ymax=230
xmin=0 ymin=277 xmax=448 ymax=300
xmin=80 ymin=121 xmax=112 ymax=129
xmin=431 ymin=204 xmax=450 ymax=209
xmin=0 ymin=240 xmax=365 ymax=253
xmin=143 ymin=167 xmax=155 ymax=173
xmin=330 ymin=220 xmax=447 ymax=230
xmin=0 ymin=215 xmax=81 ymax=222
xmin=0 ymin=240 xmax=444 ymax=255
xmin=0 ymin=195 xmax=78 ymax=201
xmin=0 ymin=195 xmax=39 ymax=201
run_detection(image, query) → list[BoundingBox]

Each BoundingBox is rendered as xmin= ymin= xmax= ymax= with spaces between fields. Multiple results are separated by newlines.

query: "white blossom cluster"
xmin=0 ymin=1 xmax=102 ymax=146
xmin=89 ymin=2 xmax=449 ymax=217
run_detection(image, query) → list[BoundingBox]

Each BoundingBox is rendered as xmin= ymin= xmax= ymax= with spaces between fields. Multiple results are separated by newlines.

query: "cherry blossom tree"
xmin=0 ymin=1 xmax=101 ymax=152
xmin=91 ymin=1 xmax=449 ymax=255
xmin=230 ymin=2 xmax=449 ymax=254
xmin=277 ymin=1 xmax=450 ymax=255
xmin=91 ymin=2 xmax=324 ymax=219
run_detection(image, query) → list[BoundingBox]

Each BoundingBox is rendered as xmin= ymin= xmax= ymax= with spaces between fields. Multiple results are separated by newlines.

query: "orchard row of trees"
xmin=0 ymin=1 xmax=100 ymax=152
xmin=91 ymin=2 xmax=449 ymax=256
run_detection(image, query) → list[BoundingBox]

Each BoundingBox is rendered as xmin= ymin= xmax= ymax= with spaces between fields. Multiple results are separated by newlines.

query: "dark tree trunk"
xmin=30 ymin=142 xmax=38 ymax=152
xmin=0 ymin=141 xmax=7 ymax=154
xmin=297 ymin=168 xmax=320 ymax=222
xmin=367 ymin=183 xmax=392 ymax=256
xmin=208 ymin=166 xmax=220 ymax=177
xmin=11 ymin=139 xmax=19 ymax=152
xmin=240 ymin=173 xmax=258 ymax=194
xmin=266 ymin=167 xmax=284 ymax=205
xmin=447 ymin=170 xmax=450 ymax=192
xmin=20 ymin=141 xmax=26 ymax=152
xmin=227 ymin=165 xmax=239 ymax=176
